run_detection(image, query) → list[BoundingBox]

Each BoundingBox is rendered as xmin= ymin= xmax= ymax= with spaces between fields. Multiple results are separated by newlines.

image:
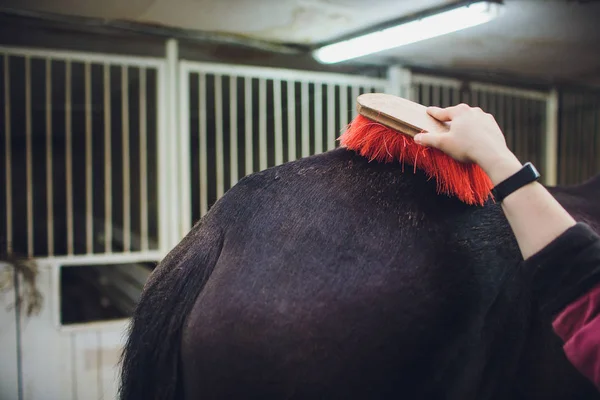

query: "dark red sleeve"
xmin=552 ymin=283 xmax=600 ymax=390
xmin=526 ymin=222 xmax=600 ymax=391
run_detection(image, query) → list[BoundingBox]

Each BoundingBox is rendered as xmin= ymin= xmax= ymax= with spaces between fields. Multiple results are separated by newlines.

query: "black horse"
xmin=119 ymin=147 xmax=600 ymax=399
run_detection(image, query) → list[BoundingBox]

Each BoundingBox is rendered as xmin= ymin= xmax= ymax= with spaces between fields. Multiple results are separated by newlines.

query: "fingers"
xmin=426 ymin=103 xmax=470 ymax=122
xmin=426 ymin=103 xmax=484 ymax=123
xmin=414 ymin=132 xmax=444 ymax=149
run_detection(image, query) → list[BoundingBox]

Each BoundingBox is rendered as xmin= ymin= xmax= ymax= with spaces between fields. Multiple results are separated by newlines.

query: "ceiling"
xmin=2 ymin=0 xmax=600 ymax=85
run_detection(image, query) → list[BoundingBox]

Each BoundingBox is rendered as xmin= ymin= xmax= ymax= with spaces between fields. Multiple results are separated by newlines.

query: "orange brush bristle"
xmin=339 ymin=114 xmax=493 ymax=206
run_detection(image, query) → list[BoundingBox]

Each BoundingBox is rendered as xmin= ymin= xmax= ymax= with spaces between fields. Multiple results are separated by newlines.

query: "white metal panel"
xmin=19 ymin=264 xmax=72 ymax=400
xmin=99 ymin=329 xmax=126 ymax=400
xmin=2 ymin=46 xmax=169 ymax=258
xmin=68 ymin=326 xmax=127 ymax=400
xmin=72 ymin=332 xmax=101 ymax=399
xmin=0 ymin=263 xmax=19 ymax=400
xmin=181 ymin=60 xmax=389 ymax=221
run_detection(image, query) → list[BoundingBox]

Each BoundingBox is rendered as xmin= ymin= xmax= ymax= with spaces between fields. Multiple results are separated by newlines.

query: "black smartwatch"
xmin=491 ymin=162 xmax=541 ymax=202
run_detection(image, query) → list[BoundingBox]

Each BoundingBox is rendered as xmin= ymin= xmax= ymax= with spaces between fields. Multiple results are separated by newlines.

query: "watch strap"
xmin=491 ymin=162 xmax=541 ymax=202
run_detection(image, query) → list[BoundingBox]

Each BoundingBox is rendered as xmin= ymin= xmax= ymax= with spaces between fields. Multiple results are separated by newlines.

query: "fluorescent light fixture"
xmin=313 ymin=1 xmax=503 ymax=64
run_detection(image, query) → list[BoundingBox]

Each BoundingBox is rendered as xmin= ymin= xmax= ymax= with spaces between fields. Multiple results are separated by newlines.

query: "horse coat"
xmin=120 ymin=148 xmax=600 ymax=400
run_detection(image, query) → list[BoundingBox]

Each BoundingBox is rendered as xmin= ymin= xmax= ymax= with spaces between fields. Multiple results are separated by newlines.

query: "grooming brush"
xmin=339 ymin=93 xmax=493 ymax=206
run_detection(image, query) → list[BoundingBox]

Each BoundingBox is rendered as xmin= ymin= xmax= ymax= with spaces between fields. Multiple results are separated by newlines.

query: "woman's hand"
xmin=414 ymin=104 xmax=521 ymax=184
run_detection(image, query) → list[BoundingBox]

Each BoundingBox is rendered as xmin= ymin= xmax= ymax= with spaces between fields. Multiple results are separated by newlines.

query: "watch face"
xmin=526 ymin=162 xmax=541 ymax=178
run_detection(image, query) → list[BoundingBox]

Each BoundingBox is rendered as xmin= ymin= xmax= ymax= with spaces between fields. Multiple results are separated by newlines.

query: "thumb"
xmin=414 ymin=132 xmax=444 ymax=149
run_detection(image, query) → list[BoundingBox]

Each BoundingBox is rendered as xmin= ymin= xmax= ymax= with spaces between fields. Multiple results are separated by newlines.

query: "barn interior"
xmin=1 ymin=0 xmax=599 ymax=399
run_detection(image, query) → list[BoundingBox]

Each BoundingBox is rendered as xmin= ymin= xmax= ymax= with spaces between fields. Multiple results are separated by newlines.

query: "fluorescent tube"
xmin=313 ymin=1 xmax=503 ymax=64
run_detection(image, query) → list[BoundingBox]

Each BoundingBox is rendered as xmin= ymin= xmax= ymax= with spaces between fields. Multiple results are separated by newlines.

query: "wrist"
xmin=480 ymin=152 xmax=523 ymax=186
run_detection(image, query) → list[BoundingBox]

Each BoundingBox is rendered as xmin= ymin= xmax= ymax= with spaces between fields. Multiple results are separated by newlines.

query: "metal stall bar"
xmin=287 ymin=81 xmax=296 ymax=162
xmin=514 ymin=96 xmax=522 ymax=160
xmin=314 ymin=82 xmax=323 ymax=154
xmin=274 ymin=79 xmax=283 ymax=165
xmin=177 ymin=63 xmax=191 ymax=237
xmin=327 ymin=84 xmax=335 ymax=150
xmin=244 ymin=76 xmax=253 ymax=173
xmin=121 ymin=66 xmax=131 ymax=252
xmin=85 ymin=62 xmax=93 ymax=254
xmin=167 ymin=39 xmax=180 ymax=246
xmin=25 ymin=56 xmax=34 ymax=257
xmin=199 ymin=73 xmax=208 ymax=216
xmin=230 ymin=75 xmax=239 ymax=184
xmin=3 ymin=55 xmax=12 ymax=254
xmin=259 ymin=78 xmax=267 ymax=170
xmin=45 ymin=58 xmax=53 ymax=256
xmin=65 ymin=60 xmax=74 ymax=255
xmin=351 ymin=86 xmax=359 ymax=119
xmin=157 ymin=62 xmax=170 ymax=253
xmin=139 ymin=68 xmax=149 ymax=251
xmin=497 ymin=90 xmax=505 ymax=139
xmin=451 ymin=86 xmax=460 ymax=105
xmin=215 ymin=74 xmax=225 ymax=197
xmin=471 ymin=90 xmax=479 ymax=107
xmin=422 ymin=84 xmax=431 ymax=107
xmin=301 ymin=81 xmax=310 ymax=158
xmin=339 ymin=84 xmax=348 ymax=133
xmin=103 ymin=63 xmax=113 ymax=253
xmin=431 ymin=83 xmax=440 ymax=107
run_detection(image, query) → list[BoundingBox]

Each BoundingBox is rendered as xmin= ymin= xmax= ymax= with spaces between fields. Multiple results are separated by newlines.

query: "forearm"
xmin=482 ymin=153 xmax=576 ymax=260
